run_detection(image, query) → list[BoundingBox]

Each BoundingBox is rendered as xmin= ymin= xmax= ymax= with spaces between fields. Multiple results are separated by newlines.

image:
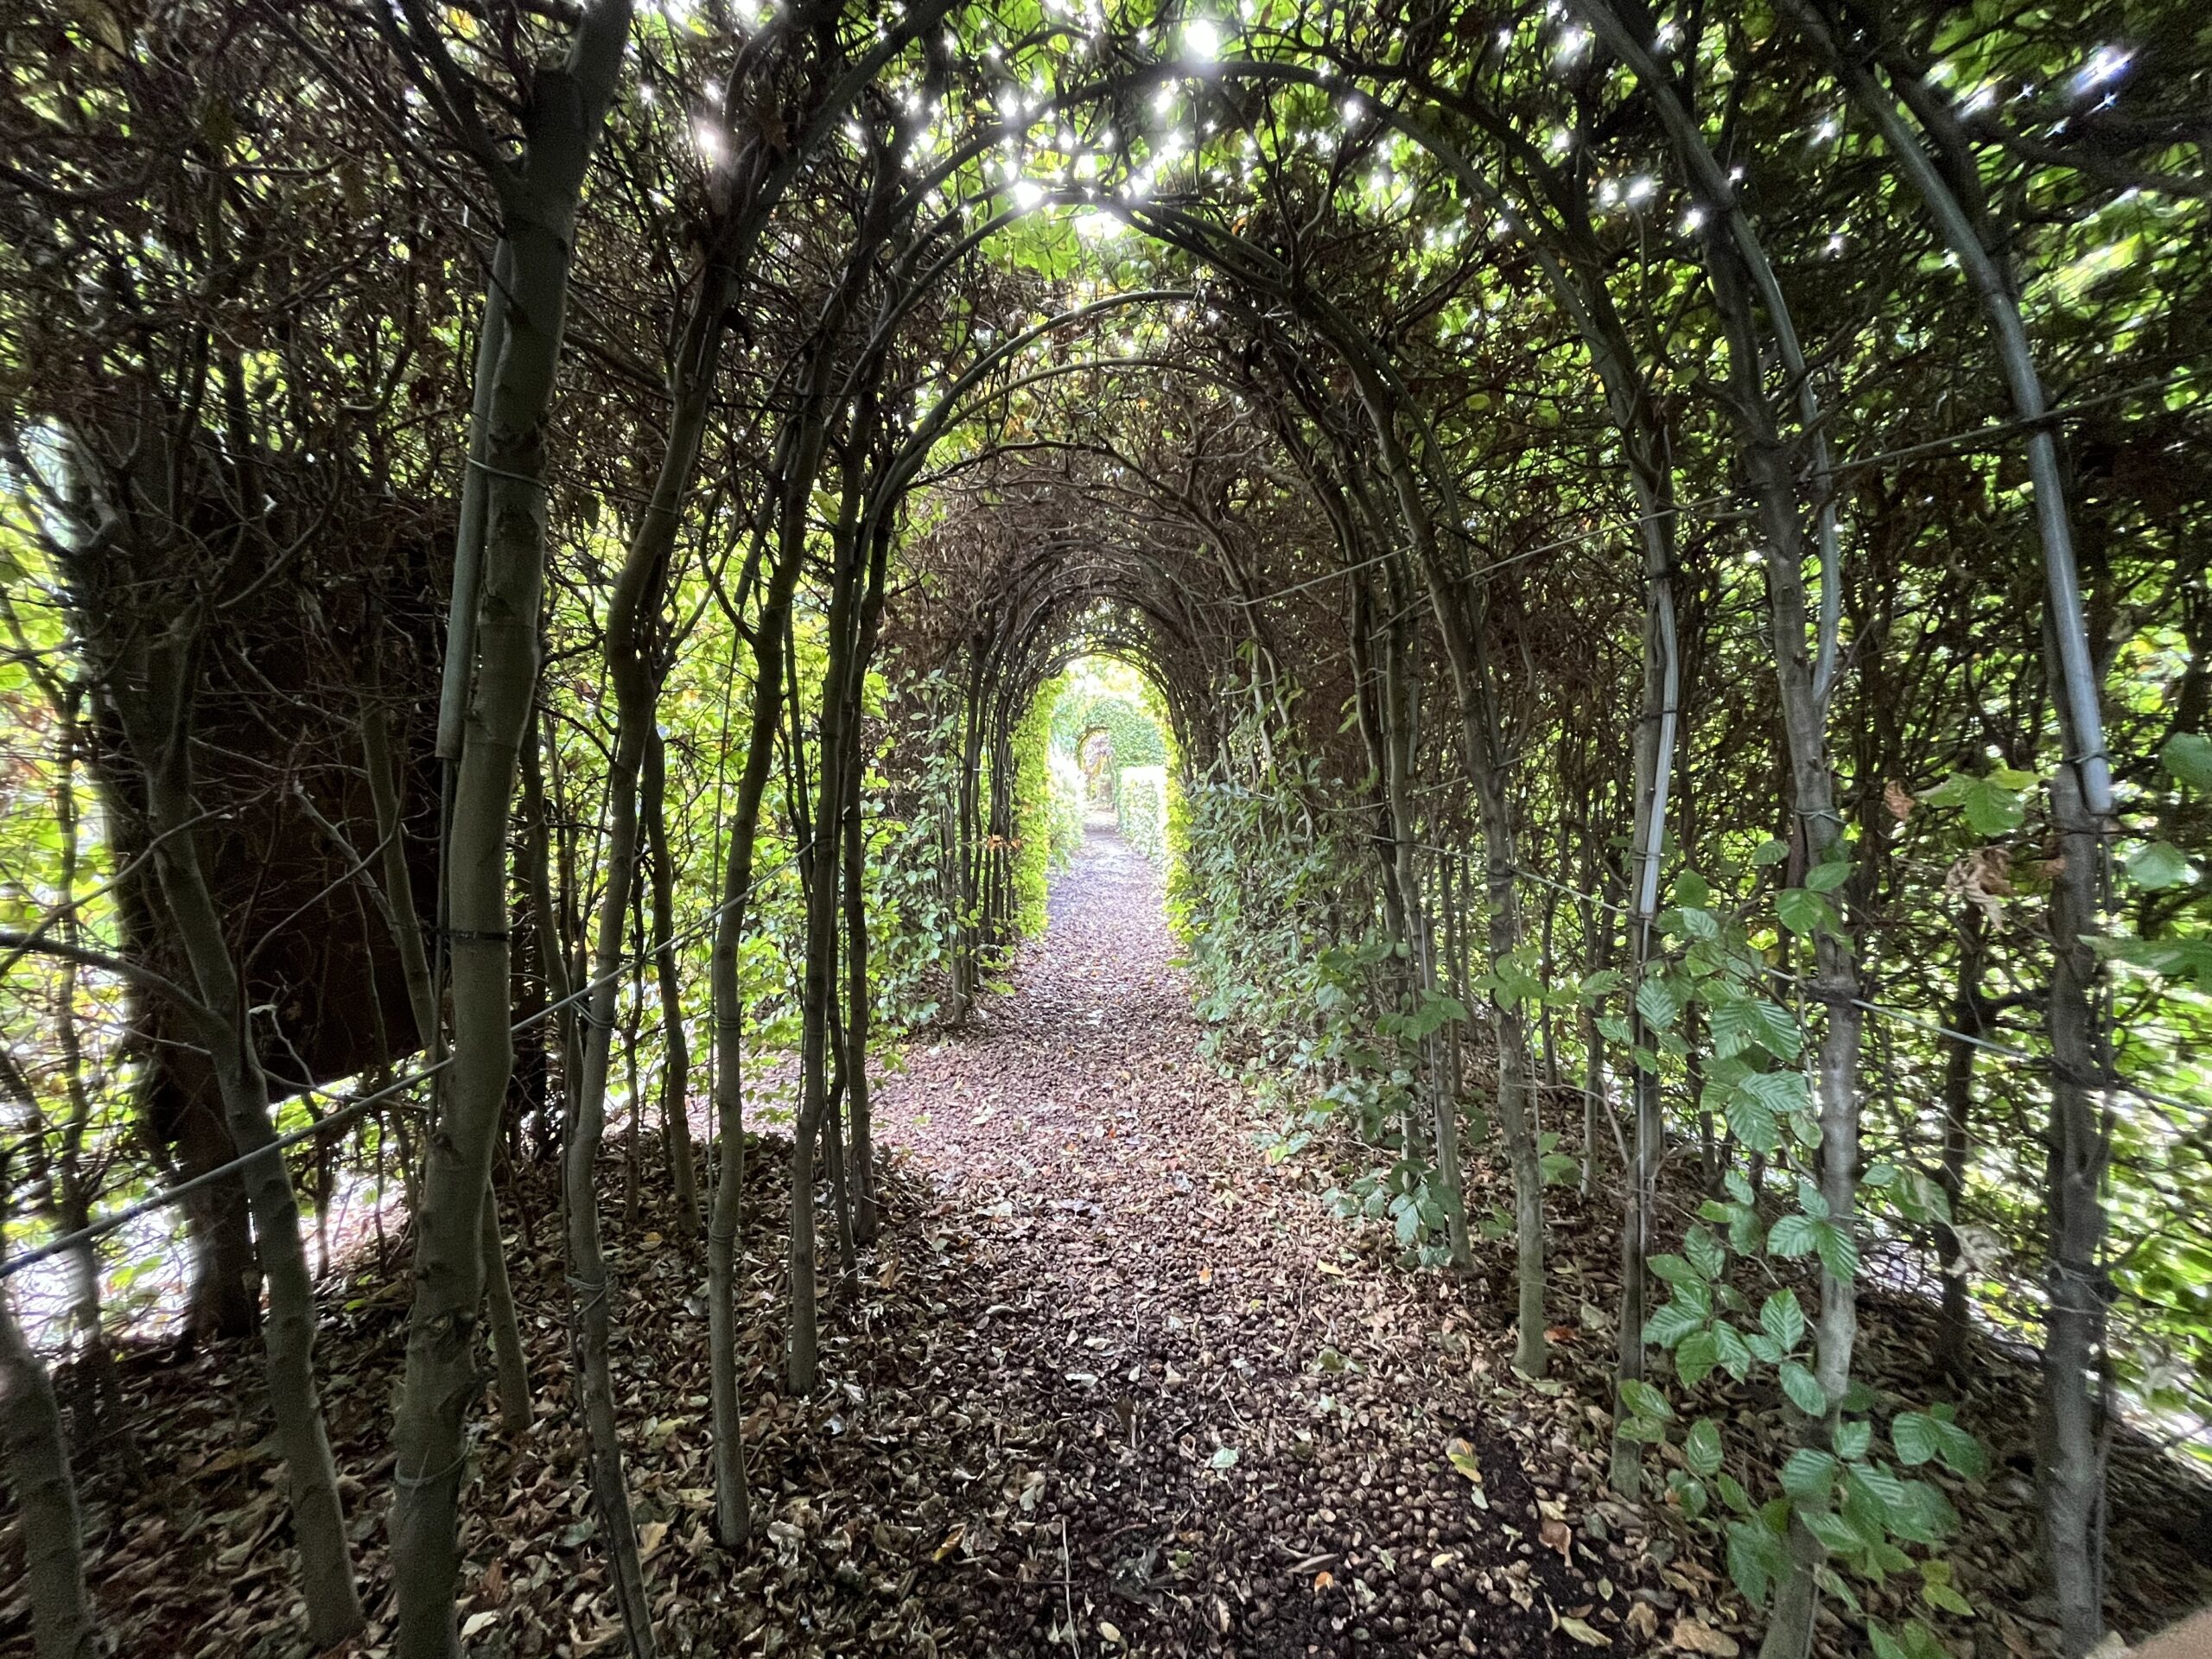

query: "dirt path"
xmin=41 ymin=830 xmax=1643 ymax=1659
xmin=41 ymin=831 xmax=2212 ymax=1657
xmin=875 ymin=828 xmax=1622 ymax=1658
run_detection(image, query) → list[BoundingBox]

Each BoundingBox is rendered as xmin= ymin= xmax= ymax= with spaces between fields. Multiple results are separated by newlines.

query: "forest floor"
xmin=13 ymin=829 xmax=2212 ymax=1659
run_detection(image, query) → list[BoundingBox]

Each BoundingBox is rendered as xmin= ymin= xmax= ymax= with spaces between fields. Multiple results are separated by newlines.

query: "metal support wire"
xmin=0 ymin=838 xmax=812 ymax=1282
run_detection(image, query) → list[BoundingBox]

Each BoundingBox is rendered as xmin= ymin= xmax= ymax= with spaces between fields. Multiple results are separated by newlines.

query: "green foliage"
xmin=1116 ymin=765 xmax=1169 ymax=863
xmin=1008 ymin=681 xmax=1063 ymax=941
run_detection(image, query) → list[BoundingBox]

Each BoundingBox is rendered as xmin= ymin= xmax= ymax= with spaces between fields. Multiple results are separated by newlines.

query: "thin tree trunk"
xmin=644 ymin=727 xmax=700 ymax=1238
xmin=51 ymin=701 xmax=130 ymax=1460
xmin=842 ymin=779 xmax=879 ymax=1241
xmin=709 ymin=387 xmax=839 ymax=1541
xmin=480 ymin=1187 xmax=531 ymax=1434
xmin=122 ymin=629 xmax=362 ymax=1647
xmin=387 ymin=10 xmax=634 ymax=1653
xmin=2041 ymin=760 xmax=2113 ymax=1655
xmin=1793 ymin=27 xmax=2120 ymax=1644
xmin=1935 ymin=906 xmax=1988 ymax=1376
xmin=0 ymin=1285 xmax=98 ymax=1659
xmin=365 ymin=698 xmax=531 ymax=1433
xmin=1701 ymin=211 xmax=1866 ymax=1659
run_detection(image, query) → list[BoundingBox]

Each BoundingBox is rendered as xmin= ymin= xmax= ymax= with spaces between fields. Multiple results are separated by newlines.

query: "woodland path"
xmin=870 ymin=828 xmax=1626 ymax=1658
xmin=48 ymin=830 xmax=1657 ymax=1659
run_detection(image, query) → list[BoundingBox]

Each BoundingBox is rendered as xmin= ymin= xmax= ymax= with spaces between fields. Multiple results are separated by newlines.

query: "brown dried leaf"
xmin=1671 ymin=1617 xmax=1742 ymax=1657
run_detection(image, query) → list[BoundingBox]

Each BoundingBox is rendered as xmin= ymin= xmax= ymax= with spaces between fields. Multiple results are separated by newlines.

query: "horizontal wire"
xmin=1348 ymin=836 xmax=2201 ymax=1121
xmin=0 ymin=838 xmax=814 ymax=1283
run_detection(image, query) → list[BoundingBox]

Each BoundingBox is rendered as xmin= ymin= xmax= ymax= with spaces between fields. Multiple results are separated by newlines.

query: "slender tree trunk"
xmin=1792 ymin=28 xmax=2120 ymax=1644
xmin=51 ymin=704 xmax=130 ymax=1460
xmin=791 ymin=391 xmax=896 ymax=1370
xmin=366 ymin=699 xmax=531 ymax=1433
xmin=1935 ymin=906 xmax=1988 ymax=1376
xmin=122 ymin=631 xmax=362 ymax=1647
xmin=842 ymin=515 xmax=893 ymax=1246
xmin=2041 ymin=761 xmax=2113 ymax=1655
xmin=388 ymin=10 xmax=633 ymax=1653
xmin=644 ymin=728 xmax=700 ymax=1238
xmin=841 ymin=741 xmax=878 ymax=1236
xmin=1700 ymin=218 xmax=1866 ymax=1659
xmin=709 ymin=390 xmax=838 ymax=1541
xmin=0 ymin=1286 xmax=98 ymax=1659
xmin=480 ymin=1188 xmax=531 ymax=1434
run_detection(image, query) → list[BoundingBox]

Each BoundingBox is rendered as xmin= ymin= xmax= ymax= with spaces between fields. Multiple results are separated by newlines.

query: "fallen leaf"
xmin=1446 ymin=1437 xmax=1484 ymax=1484
xmin=1671 ymin=1618 xmax=1741 ymax=1657
xmin=638 ymin=1520 xmax=668 ymax=1560
xmin=1098 ymin=1620 xmax=1124 ymax=1645
xmin=1313 ymin=1571 xmax=1335 ymax=1591
xmin=1560 ymin=1616 xmax=1612 ymax=1648
xmin=1540 ymin=1516 xmax=1574 ymax=1564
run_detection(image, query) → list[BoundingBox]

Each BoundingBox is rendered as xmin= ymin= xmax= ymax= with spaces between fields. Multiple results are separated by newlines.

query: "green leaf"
xmin=2162 ymin=731 xmax=2212 ymax=791
xmin=1929 ymin=1414 xmax=1987 ymax=1478
xmin=1924 ymin=1579 xmax=1974 ymax=1616
xmin=1921 ymin=1560 xmax=1974 ymax=1617
xmin=2127 ymin=841 xmax=2193 ymax=890
xmin=1752 ymin=838 xmax=1790 ymax=868
xmin=1780 ymin=1360 xmax=1827 ymax=1416
xmin=1685 ymin=1226 xmax=1727 ymax=1281
xmin=1636 ymin=975 xmax=1684 ymax=1032
xmin=1760 ymin=1289 xmax=1806 ymax=1351
xmin=1676 ymin=906 xmax=1720 ymax=941
xmin=1814 ymin=1220 xmax=1861 ymax=1284
xmin=1802 ymin=1505 xmax=1869 ymax=1554
xmin=1669 ymin=1469 xmax=1710 ymax=1521
xmin=1727 ymin=1516 xmax=1786 ymax=1604
xmin=1833 ymin=1418 xmax=1872 ymax=1460
xmin=1742 ymin=1068 xmax=1808 ymax=1116
xmin=1726 ymin=1091 xmax=1781 ymax=1154
xmin=1707 ymin=999 xmax=1758 ymax=1058
xmin=1934 ymin=771 xmax=2029 ymax=836
xmin=2095 ymin=936 xmax=2212 ymax=988
xmin=1892 ymin=1411 xmax=1937 ymax=1466
xmin=1804 ymin=858 xmax=1852 ymax=894
xmin=1847 ymin=1463 xmax=1913 ymax=1524
xmin=1712 ymin=1319 xmax=1754 ymax=1380
xmin=1782 ymin=1446 xmax=1838 ymax=1505
xmin=1684 ymin=1417 xmax=1725 ymax=1476
xmin=1580 ymin=968 xmax=1624 ymax=1001
xmin=1619 ymin=1378 xmax=1673 ymax=1421
xmin=1645 ymin=1300 xmax=1705 ymax=1346
xmin=1649 ymin=1252 xmax=1703 ymax=1286
xmin=1676 ymin=1330 xmax=1719 ymax=1389
xmin=1767 ymin=1215 xmax=1820 ymax=1257
xmin=1777 ymin=887 xmax=1831 ymax=937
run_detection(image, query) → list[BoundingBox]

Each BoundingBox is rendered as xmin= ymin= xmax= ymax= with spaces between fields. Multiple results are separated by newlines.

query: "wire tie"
xmin=393 ymin=1449 xmax=471 ymax=1493
xmin=467 ymin=455 xmax=550 ymax=493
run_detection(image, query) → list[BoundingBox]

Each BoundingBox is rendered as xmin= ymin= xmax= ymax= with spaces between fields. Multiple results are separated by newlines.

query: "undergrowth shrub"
xmin=1116 ymin=765 xmax=1167 ymax=862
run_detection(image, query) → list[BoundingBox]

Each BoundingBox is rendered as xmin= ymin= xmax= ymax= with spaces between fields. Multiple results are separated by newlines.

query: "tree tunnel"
xmin=1 ymin=3 xmax=2209 ymax=1658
